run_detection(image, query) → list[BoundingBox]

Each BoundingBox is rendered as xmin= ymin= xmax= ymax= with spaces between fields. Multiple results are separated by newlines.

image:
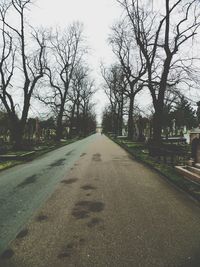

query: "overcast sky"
xmin=29 ymin=0 xmax=123 ymax=123
xmin=26 ymin=0 xmax=200 ymax=122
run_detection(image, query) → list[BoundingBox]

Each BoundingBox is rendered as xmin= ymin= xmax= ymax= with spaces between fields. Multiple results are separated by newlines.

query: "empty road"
xmin=1 ymin=134 xmax=200 ymax=267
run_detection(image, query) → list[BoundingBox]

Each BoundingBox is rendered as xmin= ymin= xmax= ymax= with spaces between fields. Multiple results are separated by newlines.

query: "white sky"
xmin=19 ymin=0 xmax=200 ymax=122
xmin=29 ymin=0 xmax=123 ymax=123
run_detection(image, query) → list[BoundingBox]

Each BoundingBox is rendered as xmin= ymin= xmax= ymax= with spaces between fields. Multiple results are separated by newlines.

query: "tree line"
xmin=102 ymin=0 xmax=200 ymax=143
xmin=0 ymin=0 xmax=96 ymax=149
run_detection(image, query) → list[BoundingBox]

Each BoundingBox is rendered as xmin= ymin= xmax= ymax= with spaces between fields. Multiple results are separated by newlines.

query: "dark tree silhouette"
xmin=117 ymin=0 xmax=200 ymax=142
xmin=109 ymin=20 xmax=146 ymax=139
xmin=0 ymin=0 xmax=47 ymax=148
xmin=44 ymin=23 xmax=86 ymax=141
xmin=101 ymin=64 xmax=127 ymax=136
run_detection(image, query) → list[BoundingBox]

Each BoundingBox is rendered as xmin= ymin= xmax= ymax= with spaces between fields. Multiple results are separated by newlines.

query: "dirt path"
xmin=1 ymin=134 xmax=200 ymax=267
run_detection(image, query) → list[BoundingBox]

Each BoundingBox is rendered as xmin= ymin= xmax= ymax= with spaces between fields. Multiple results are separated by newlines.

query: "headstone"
xmin=191 ymin=136 xmax=200 ymax=163
xmin=197 ymin=101 xmax=200 ymax=125
xmin=196 ymin=143 xmax=200 ymax=163
xmin=35 ymin=117 xmax=40 ymax=142
xmin=172 ymin=119 xmax=176 ymax=135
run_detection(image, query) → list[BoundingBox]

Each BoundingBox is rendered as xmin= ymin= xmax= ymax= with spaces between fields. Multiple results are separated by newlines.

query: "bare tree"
xmin=118 ymin=0 xmax=200 ymax=142
xmin=68 ymin=65 xmax=88 ymax=136
xmin=79 ymin=78 xmax=96 ymax=136
xmin=109 ymin=20 xmax=146 ymax=139
xmin=0 ymin=0 xmax=47 ymax=148
xmin=68 ymin=65 xmax=96 ymax=137
xmin=45 ymin=22 xmax=86 ymax=141
xmin=101 ymin=63 xmax=127 ymax=136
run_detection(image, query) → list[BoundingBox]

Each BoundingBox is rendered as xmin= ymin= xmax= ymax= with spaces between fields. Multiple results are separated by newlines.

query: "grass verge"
xmin=109 ymin=136 xmax=200 ymax=202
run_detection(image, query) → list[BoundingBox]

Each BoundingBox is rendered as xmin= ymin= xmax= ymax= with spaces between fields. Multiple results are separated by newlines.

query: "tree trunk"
xmin=128 ymin=96 xmax=134 ymax=140
xmin=56 ymin=115 xmax=63 ymax=141
xmin=117 ymin=105 xmax=123 ymax=136
xmin=9 ymin=117 xmax=24 ymax=150
xmin=119 ymin=96 xmax=124 ymax=136
xmin=152 ymin=104 xmax=163 ymax=143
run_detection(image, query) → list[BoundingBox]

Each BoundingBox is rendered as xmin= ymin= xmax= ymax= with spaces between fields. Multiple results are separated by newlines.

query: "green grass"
xmin=0 ymin=160 xmax=22 ymax=171
xmin=110 ymin=136 xmax=200 ymax=202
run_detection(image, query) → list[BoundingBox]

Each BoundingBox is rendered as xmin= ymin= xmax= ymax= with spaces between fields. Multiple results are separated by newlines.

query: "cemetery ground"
xmin=0 ymin=137 xmax=83 ymax=172
xmin=110 ymin=136 xmax=200 ymax=202
xmin=1 ymin=134 xmax=200 ymax=267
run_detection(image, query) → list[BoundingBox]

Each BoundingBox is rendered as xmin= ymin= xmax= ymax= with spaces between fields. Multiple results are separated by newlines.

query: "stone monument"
xmin=191 ymin=135 xmax=200 ymax=163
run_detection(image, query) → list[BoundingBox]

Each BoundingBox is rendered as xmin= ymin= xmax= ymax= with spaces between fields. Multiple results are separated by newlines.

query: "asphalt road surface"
xmin=0 ymin=135 xmax=96 ymax=254
xmin=1 ymin=134 xmax=200 ymax=267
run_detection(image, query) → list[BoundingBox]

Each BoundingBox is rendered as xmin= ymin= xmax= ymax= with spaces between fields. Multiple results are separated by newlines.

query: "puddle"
xmin=61 ymin=178 xmax=78 ymax=184
xmin=71 ymin=209 xmax=90 ymax=219
xmin=87 ymin=217 xmax=103 ymax=228
xmin=92 ymin=153 xmax=102 ymax=162
xmin=58 ymin=251 xmax=71 ymax=258
xmin=81 ymin=184 xmax=96 ymax=190
xmin=76 ymin=201 xmax=104 ymax=212
xmin=17 ymin=175 xmax=38 ymax=188
xmin=0 ymin=249 xmax=14 ymax=260
xmin=16 ymin=228 xmax=28 ymax=239
xmin=72 ymin=200 xmax=105 ymax=220
xmin=57 ymin=242 xmax=76 ymax=259
xmin=79 ymin=238 xmax=85 ymax=244
xmin=36 ymin=214 xmax=48 ymax=222
xmin=65 ymin=150 xmax=74 ymax=156
xmin=50 ymin=158 xmax=66 ymax=167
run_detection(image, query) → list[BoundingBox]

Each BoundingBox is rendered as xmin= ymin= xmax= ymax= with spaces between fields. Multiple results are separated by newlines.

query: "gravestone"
xmin=0 ymin=138 xmax=6 ymax=154
xmin=191 ymin=136 xmax=200 ymax=163
xmin=196 ymin=143 xmax=200 ymax=163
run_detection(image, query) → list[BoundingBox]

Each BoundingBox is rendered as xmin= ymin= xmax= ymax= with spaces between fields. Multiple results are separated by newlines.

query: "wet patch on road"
xmin=0 ymin=249 xmax=14 ymax=260
xmin=50 ymin=158 xmax=66 ymax=167
xmin=72 ymin=200 xmax=105 ymax=220
xmin=58 ymin=250 xmax=71 ymax=258
xmin=59 ymin=243 xmax=75 ymax=258
xmin=87 ymin=217 xmax=103 ymax=228
xmin=92 ymin=153 xmax=102 ymax=162
xmin=72 ymin=236 xmax=86 ymax=245
xmin=61 ymin=178 xmax=78 ymax=185
xmin=16 ymin=228 xmax=28 ymax=239
xmin=36 ymin=214 xmax=48 ymax=222
xmin=65 ymin=150 xmax=74 ymax=157
xmin=72 ymin=209 xmax=90 ymax=219
xmin=58 ymin=238 xmax=86 ymax=260
xmin=79 ymin=238 xmax=85 ymax=244
xmin=0 ymin=198 xmax=6 ymax=206
xmin=57 ymin=242 xmax=77 ymax=259
xmin=76 ymin=201 xmax=105 ymax=212
xmin=57 ymin=238 xmax=86 ymax=260
xmin=16 ymin=174 xmax=38 ymax=188
xmin=81 ymin=184 xmax=96 ymax=190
